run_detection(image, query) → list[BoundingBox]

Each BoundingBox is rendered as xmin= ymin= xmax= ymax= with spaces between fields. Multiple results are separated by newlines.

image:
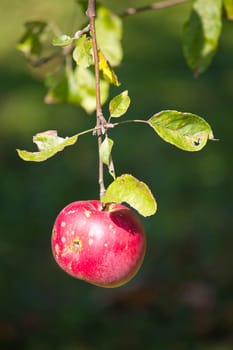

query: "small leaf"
xmin=17 ymin=130 xmax=78 ymax=162
xmin=98 ymin=50 xmax=120 ymax=86
xmin=109 ymin=90 xmax=130 ymax=118
xmin=96 ymin=6 xmax=123 ymax=66
xmin=99 ymin=137 xmax=114 ymax=166
xmin=73 ymin=35 xmax=93 ymax=68
xmin=102 ymin=174 xmax=157 ymax=217
xmin=183 ymin=0 xmax=222 ymax=75
xmin=223 ymin=0 xmax=233 ymax=20
xmin=52 ymin=34 xmax=73 ymax=46
xmin=148 ymin=110 xmax=214 ymax=152
xmin=100 ymin=137 xmax=116 ymax=179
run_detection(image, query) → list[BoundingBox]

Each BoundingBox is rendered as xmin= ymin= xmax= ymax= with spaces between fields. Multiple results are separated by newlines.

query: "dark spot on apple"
xmin=73 ymin=240 xmax=81 ymax=251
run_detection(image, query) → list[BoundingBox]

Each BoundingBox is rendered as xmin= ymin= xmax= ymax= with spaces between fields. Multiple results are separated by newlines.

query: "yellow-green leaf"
xmin=102 ymin=174 xmax=157 ymax=217
xmin=45 ymin=66 xmax=109 ymax=113
xmin=99 ymin=137 xmax=114 ymax=166
xmin=73 ymin=35 xmax=93 ymax=68
xmin=17 ymin=130 xmax=78 ymax=162
xmin=109 ymin=90 xmax=130 ymax=118
xmin=75 ymin=66 xmax=109 ymax=113
xmin=96 ymin=6 xmax=123 ymax=66
xmin=98 ymin=50 xmax=120 ymax=86
xmin=148 ymin=110 xmax=214 ymax=152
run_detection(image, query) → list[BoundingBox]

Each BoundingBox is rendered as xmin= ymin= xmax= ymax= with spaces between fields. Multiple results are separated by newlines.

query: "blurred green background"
xmin=1 ymin=1 xmax=233 ymax=349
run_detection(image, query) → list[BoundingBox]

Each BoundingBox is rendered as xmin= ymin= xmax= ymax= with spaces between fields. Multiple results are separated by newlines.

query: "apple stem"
xmin=87 ymin=0 xmax=106 ymax=198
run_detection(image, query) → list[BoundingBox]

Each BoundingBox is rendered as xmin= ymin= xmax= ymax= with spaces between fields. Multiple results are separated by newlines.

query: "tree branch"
xmin=120 ymin=0 xmax=192 ymax=18
xmin=86 ymin=0 xmax=106 ymax=198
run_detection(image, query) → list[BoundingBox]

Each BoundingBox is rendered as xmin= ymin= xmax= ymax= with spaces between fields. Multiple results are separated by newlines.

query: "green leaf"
xmin=52 ymin=34 xmax=73 ymax=47
xmin=109 ymin=90 xmax=130 ymax=118
xmin=17 ymin=130 xmax=78 ymax=162
xmin=99 ymin=137 xmax=114 ymax=166
xmin=17 ymin=21 xmax=48 ymax=56
xmin=96 ymin=6 xmax=123 ymax=66
xmin=183 ymin=0 xmax=222 ymax=75
xmin=102 ymin=174 xmax=157 ymax=217
xmin=148 ymin=110 xmax=214 ymax=152
xmin=75 ymin=66 xmax=109 ymax=113
xmin=223 ymin=0 xmax=233 ymax=20
xmin=73 ymin=35 xmax=93 ymax=68
xmin=45 ymin=66 xmax=109 ymax=113
xmin=98 ymin=50 xmax=120 ymax=86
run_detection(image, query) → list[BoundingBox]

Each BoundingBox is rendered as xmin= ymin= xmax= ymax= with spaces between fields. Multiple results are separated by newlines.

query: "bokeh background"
xmin=1 ymin=1 xmax=233 ymax=349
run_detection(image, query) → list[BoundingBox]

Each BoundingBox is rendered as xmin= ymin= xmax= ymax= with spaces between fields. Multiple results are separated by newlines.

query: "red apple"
xmin=51 ymin=200 xmax=146 ymax=287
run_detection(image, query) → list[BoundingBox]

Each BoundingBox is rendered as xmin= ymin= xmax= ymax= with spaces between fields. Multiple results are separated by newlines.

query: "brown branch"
xmin=86 ymin=0 xmax=106 ymax=198
xmin=120 ymin=0 xmax=192 ymax=18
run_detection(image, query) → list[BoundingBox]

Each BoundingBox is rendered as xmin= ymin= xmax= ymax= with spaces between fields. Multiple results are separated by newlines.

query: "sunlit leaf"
xmin=75 ymin=66 xmax=109 ymax=113
xmin=99 ymin=137 xmax=114 ymax=166
xmin=45 ymin=65 xmax=109 ymax=112
xmin=148 ymin=110 xmax=214 ymax=151
xmin=102 ymin=174 xmax=157 ymax=217
xmin=98 ymin=50 xmax=120 ymax=86
xmin=109 ymin=90 xmax=130 ymax=118
xmin=73 ymin=35 xmax=93 ymax=68
xmin=52 ymin=34 xmax=73 ymax=46
xmin=223 ymin=0 xmax=233 ymax=19
xmin=96 ymin=6 xmax=123 ymax=66
xmin=183 ymin=0 xmax=222 ymax=75
xmin=17 ymin=21 xmax=48 ymax=56
xmin=17 ymin=130 xmax=78 ymax=162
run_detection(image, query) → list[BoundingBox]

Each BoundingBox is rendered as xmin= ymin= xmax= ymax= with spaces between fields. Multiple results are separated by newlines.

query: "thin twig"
xmin=87 ymin=0 xmax=106 ymax=198
xmin=120 ymin=0 xmax=192 ymax=18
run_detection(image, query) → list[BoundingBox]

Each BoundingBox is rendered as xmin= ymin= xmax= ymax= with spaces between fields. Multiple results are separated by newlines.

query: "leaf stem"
xmin=87 ymin=0 xmax=106 ymax=198
xmin=112 ymin=119 xmax=150 ymax=127
xmin=120 ymin=0 xmax=192 ymax=18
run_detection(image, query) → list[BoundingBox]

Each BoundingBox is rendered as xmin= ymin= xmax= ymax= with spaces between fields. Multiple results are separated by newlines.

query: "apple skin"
xmin=51 ymin=200 xmax=146 ymax=288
